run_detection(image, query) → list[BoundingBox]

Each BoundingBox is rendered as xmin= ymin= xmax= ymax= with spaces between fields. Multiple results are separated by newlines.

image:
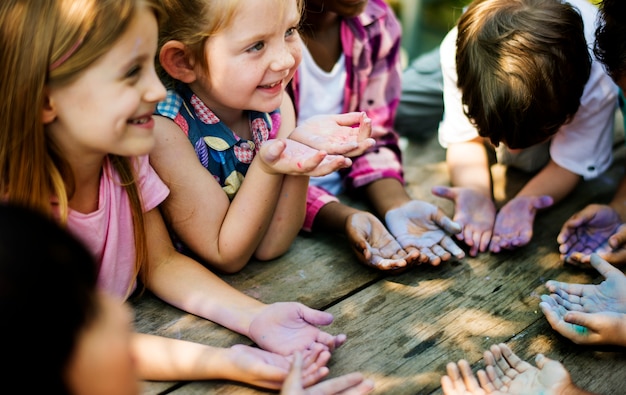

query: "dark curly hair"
xmin=594 ymin=0 xmax=626 ymax=84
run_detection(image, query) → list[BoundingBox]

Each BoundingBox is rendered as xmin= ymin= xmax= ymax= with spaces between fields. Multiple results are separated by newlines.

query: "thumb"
xmin=434 ymin=209 xmax=462 ymax=234
xmin=281 ymin=352 xmax=303 ymax=393
xmin=431 ymin=186 xmax=455 ymax=201
xmin=300 ymin=305 xmax=334 ymax=326
xmin=590 ymin=253 xmax=622 ymax=280
xmin=532 ymin=195 xmax=554 ymax=210
xmin=564 ymin=311 xmax=596 ymax=332
xmin=260 ymin=139 xmax=287 ymax=163
xmin=608 ymin=224 xmax=626 ymax=249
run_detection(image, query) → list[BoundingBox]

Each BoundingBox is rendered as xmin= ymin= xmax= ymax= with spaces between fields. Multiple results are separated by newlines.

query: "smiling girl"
xmin=152 ymin=0 xmax=375 ymax=274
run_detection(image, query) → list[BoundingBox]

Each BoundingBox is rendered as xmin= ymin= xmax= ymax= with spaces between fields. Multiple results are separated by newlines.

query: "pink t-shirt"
xmin=66 ymin=155 xmax=170 ymax=299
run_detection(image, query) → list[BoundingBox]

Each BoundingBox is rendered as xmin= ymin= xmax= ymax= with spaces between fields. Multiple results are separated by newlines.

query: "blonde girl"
xmin=152 ymin=0 xmax=375 ymax=274
xmin=0 ymin=0 xmax=348 ymax=389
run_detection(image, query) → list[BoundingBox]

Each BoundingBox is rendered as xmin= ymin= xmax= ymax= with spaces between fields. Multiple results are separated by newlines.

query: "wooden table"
xmin=133 ymin=128 xmax=626 ymax=394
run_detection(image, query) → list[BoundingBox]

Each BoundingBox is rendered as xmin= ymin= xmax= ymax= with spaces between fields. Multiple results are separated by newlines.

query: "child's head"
xmin=595 ymin=0 xmax=626 ymax=91
xmin=456 ymin=0 xmax=591 ymax=149
xmin=0 ymin=204 xmax=138 ymax=395
xmin=157 ymin=0 xmax=303 ymax=115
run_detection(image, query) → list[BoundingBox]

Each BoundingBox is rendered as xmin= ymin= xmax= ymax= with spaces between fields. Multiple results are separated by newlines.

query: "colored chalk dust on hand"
xmin=573 ymin=324 xmax=588 ymax=335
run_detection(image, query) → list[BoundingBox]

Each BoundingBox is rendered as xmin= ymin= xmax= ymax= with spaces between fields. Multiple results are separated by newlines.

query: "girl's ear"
xmin=41 ymin=90 xmax=57 ymax=124
xmin=159 ymin=41 xmax=197 ymax=84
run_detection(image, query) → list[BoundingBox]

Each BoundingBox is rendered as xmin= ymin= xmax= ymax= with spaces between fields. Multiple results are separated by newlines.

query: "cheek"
xmin=288 ymin=44 xmax=303 ymax=76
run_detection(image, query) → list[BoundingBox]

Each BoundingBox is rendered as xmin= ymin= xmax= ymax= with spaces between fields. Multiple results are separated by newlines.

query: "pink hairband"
xmin=49 ymin=36 xmax=84 ymax=71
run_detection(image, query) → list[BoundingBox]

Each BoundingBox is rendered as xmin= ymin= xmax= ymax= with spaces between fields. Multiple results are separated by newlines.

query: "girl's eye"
xmin=126 ymin=65 xmax=141 ymax=79
xmin=285 ymin=27 xmax=296 ymax=38
xmin=247 ymin=42 xmax=265 ymax=52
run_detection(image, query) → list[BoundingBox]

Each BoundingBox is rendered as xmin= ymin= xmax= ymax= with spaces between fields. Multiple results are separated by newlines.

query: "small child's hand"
xmin=281 ymin=352 xmax=374 ymax=395
xmin=384 ymin=200 xmax=464 ymax=266
xmin=345 ymin=211 xmax=420 ymax=271
xmin=226 ymin=344 xmax=329 ymax=390
xmin=431 ymin=186 xmax=495 ymax=257
xmin=557 ymin=204 xmax=623 ymax=266
xmin=289 ymin=112 xmax=375 ymax=157
xmin=258 ymin=138 xmax=351 ymax=177
xmin=540 ymin=296 xmax=626 ymax=346
xmin=248 ymin=302 xmax=347 ymax=356
xmin=489 ymin=195 xmax=553 ymax=253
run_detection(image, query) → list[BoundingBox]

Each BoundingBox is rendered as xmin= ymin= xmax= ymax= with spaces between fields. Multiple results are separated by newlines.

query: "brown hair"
xmin=0 ymin=0 xmax=161 ymax=296
xmin=456 ymin=0 xmax=591 ymax=148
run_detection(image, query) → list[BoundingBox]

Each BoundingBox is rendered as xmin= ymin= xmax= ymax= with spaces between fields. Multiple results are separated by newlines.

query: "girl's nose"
xmin=270 ymin=44 xmax=297 ymax=71
xmin=145 ymin=67 xmax=166 ymax=103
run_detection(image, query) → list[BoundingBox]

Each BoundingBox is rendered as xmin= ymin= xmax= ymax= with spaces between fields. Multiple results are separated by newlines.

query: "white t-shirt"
xmin=66 ymin=155 xmax=170 ymax=299
xmin=438 ymin=0 xmax=618 ymax=179
xmin=298 ymin=43 xmax=347 ymax=194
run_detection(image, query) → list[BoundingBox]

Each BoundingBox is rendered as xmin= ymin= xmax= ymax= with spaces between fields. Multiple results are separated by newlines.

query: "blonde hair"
xmin=0 ymin=0 xmax=161 ymax=295
xmin=157 ymin=0 xmax=303 ymax=89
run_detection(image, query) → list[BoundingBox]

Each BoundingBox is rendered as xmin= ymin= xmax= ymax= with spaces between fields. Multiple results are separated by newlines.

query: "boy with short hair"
xmin=433 ymin=0 xmax=619 ymax=256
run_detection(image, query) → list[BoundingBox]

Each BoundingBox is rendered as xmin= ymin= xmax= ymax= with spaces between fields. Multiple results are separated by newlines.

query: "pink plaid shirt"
xmin=288 ymin=0 xmax=404 ymax=231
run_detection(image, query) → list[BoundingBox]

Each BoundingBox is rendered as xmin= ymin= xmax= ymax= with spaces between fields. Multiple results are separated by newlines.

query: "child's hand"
xmin=540 ymin=295 xmax=626 ymax=346
xmin=281 ymin=352 xmax=374 ymax=395
xmin=259 ymin=138 xmax=352 ymax=177
xmin=544 ymin=254 xmax=626 ymax=314
xmin=431 ymin=186 xmax=496 ymax=257
xmin=345 ymin=211 xmax=420 ymax=271
xmin=489 ymin=195 xmax=553 ymax=253
xmin=225 ymin=344 xmax=330 ymax=390
xmin=384 ymin=200 xmax=464 ymax=266
xmin=248 ymin=302 xmax=347 ymax=356
xmin=441 ymin=344 xmax=573 ymax=395
xmin=289 ymin=112 xmax=375 ymax=157
xmin=557 ymin=204 xmax=624 ymax=266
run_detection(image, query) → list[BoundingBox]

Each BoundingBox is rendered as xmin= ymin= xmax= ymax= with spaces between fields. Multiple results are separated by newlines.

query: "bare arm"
xmin=447 ymin=138 xmax=492 ymax=195
xmin=254 ymin=95 xmax=308 ymax=260
xmin=516 ymin=159 xmax=580 ymax=202
xmin=142 ymin=207 xmax=346 ymax=355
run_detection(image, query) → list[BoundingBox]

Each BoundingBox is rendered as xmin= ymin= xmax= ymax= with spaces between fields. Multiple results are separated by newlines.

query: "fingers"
xmin=608 ymin=225 xmax=626 ymax=250
xmin=440 ymin=236 xmax=466 ymax=259
xmin=441 ymin=360 xmax=482 ymax=394
xmin=357 ymin=112 xmax=373 ymax=141
xmin=308 ymin=373 xmax=374 ymax=395
xmin=460 ymin=224 xmax=491 ymax=257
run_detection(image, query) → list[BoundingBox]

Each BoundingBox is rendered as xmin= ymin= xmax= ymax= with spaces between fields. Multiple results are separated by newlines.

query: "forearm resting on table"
xmin=146 ymin=249 xmax=264 ymax=336
xmin=132 ymin=332 xmax=234 ymax=381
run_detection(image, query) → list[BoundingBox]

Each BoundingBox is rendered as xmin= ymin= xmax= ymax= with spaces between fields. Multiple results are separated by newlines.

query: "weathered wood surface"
xmin=133 ymin=119 xmax=626 ymax=395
